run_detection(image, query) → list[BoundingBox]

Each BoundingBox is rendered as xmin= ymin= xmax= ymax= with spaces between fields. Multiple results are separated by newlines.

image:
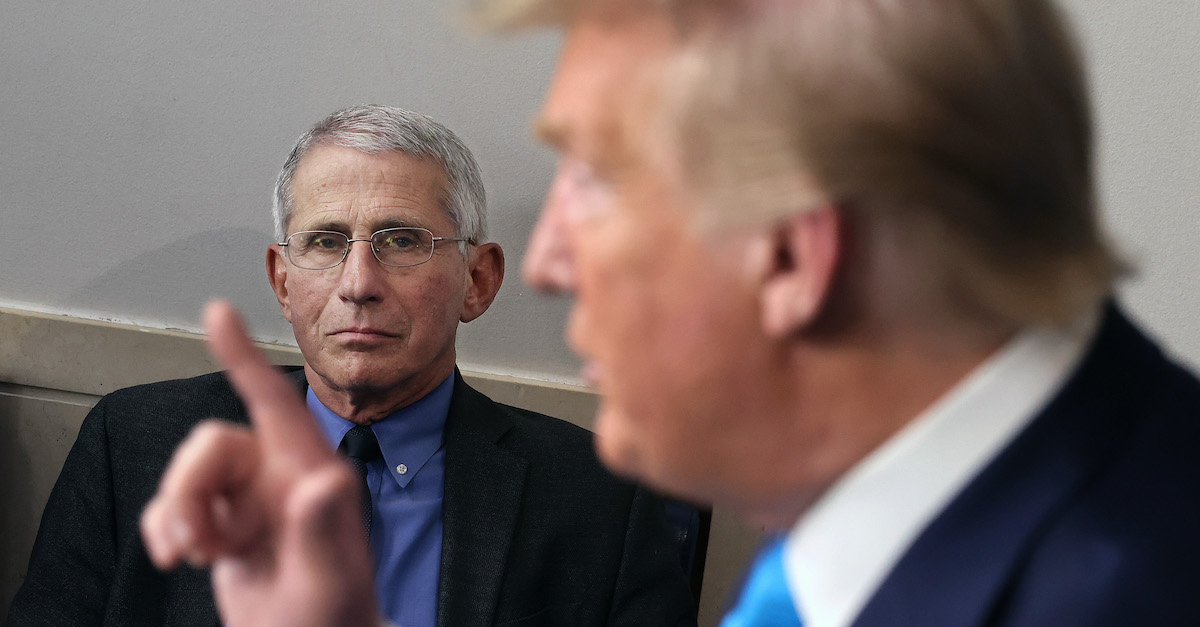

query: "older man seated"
xmin=134 ymin=1 xmax=1200 ymax=625
xmin=9 ymin=105 xmax=696 ymax=627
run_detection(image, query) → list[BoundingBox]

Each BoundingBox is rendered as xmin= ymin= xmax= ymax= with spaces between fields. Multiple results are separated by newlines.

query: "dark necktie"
xmin=341 ymin=425 xmax=382 ymax=538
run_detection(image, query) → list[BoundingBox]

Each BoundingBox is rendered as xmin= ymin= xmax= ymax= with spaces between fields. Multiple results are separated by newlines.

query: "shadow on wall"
xmin=67 ymin=227 xmax=287 ymax=339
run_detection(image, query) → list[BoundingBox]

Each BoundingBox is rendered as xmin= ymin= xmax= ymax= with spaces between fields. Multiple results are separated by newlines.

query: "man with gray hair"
xmin=135 ymin=0 xmax=1200 ymax=625
xmin=11 ymin=105 xmax=696 ymax=626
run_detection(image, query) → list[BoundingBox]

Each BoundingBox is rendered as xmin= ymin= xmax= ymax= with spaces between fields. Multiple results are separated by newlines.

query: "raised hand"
xmin=140 ymin=301 xmax=379 ymax=627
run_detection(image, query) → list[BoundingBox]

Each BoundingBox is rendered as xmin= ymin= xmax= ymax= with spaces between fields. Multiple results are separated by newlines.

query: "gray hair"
xmin=273 ymin=105 xmax=487 ymax=250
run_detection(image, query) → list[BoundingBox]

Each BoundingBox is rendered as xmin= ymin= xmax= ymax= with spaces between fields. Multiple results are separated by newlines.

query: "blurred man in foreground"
xmin=140 ymin=1 xmax=1200 ymax=625
xmin=13 ymin=105 xmax=694 ymax=626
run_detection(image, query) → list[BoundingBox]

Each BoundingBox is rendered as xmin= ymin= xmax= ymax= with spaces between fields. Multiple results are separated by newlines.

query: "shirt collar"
xmin=783 ymin=309 xmax=1100 ymax=627
xmin=307 ymin=374 xmax=454 ymax=489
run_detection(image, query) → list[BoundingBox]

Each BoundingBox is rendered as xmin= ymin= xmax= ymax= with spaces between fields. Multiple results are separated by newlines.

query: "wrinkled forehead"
xmin=288 ymin=144 xmax=451 ymax=230
xmin=293 ymin=143 xmax=445 ymax=188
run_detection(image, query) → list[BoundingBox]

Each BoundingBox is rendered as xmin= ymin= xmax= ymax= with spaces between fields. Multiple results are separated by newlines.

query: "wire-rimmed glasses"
xmin=278 ymin=227 xmax=471 ymax=270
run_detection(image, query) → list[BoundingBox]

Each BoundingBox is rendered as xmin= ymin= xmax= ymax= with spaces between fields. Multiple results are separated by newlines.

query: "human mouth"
xmin=330 ymin=327 xmax=398 ymax=343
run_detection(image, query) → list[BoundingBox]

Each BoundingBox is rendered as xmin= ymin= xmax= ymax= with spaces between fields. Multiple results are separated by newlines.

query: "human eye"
xmin=296 ymin=232 xmax=343 ymax=251
xmin=378 ymin=229 xmax=421 ymax=249
xmin=313 ymin=234 xmax=342 ymax=249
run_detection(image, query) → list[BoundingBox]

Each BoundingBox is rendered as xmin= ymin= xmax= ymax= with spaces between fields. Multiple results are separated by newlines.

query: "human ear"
xmin=266 ymin=245 xmax=293 ymax=323
xmin=461 ymin=242 xmax=505 ymax=323
xmin=758 ymin=205 xmax=843 ymax=338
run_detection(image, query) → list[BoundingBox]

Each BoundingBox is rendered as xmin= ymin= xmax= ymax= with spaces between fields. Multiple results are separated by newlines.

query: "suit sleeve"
xmin=606 ymin=485 xmax=699 ymax=627
xmin=8 ymin=398 xmax=117 ymax=626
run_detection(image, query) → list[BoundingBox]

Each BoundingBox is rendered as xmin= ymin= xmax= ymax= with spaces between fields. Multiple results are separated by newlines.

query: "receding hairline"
xmin=286 ymin=140 xmax=458 ymax=226
xmin=291 ymin=141 xmax=451 ymax=191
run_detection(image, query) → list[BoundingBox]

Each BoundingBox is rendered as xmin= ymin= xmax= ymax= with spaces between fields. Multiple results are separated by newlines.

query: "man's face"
xmin=268 ymin=144 xmax=471 ymax=415
xmin=525 ymin=11 xmax=803 ymax=511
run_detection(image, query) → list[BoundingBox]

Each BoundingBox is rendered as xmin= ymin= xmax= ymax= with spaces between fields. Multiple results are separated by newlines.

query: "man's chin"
xmin=308 ymin=363 xmax=406 ymax=396
xmin=592 ymin=409 xmax=710 ymax=503
xmin=592 ymin=409 xmax=644 ymax=480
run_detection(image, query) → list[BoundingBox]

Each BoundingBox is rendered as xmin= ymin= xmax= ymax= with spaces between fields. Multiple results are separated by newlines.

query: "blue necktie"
xmin=722 ymin=538 xmax=803 ymax=627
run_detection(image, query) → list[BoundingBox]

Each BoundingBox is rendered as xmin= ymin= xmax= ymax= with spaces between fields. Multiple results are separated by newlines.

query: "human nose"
xmin=523 ymin=177 xmax=578 ymax=294
xmin=337 ymin=238 xmax=385 ymax=304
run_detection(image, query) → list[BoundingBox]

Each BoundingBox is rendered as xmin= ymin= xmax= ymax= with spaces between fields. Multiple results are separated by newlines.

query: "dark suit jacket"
xmin=853 ymin=306 xmax=1200 ymax=626
xmin=9 ymin=369 xmax=696 ymax=626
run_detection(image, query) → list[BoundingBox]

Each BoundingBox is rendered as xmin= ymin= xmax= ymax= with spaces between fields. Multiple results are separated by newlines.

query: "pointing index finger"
xmin=203 ymin=300 xmax=331 ymax=467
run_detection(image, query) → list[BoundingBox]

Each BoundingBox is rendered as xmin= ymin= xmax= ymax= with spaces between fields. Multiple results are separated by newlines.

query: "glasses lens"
xmin=288 ymin=231 xmax=348 ymax=269
xmin=372 ymin=228 xmax=434 ymax=267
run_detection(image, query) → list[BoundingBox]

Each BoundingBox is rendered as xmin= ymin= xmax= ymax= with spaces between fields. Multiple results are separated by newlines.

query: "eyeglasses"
xmin=278 ymin=227 xmax=471 ymax=270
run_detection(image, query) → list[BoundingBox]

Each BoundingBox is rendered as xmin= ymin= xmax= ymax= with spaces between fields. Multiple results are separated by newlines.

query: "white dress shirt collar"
xmin=783 ymin=311 xmax=1099 ymax=627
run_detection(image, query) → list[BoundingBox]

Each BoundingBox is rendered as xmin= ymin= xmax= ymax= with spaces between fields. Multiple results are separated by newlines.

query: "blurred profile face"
xmin=525 ymin=10 xmax=799 ymax=509
xmin=268 ymin=144 xmax=472 ymax=412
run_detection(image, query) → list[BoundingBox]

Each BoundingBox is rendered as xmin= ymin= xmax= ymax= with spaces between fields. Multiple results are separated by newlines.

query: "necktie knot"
xmin=342 ymin=425 xmax=381 ymax=463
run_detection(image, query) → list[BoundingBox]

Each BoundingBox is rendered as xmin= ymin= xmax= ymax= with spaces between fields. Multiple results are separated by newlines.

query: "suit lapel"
xmin=853 ymin=306 xmax=1162 ymax=627
xmin=438 ymin=371 xmax=529 ymax=627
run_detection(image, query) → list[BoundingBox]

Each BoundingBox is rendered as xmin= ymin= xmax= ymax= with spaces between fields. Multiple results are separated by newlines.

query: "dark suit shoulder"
xmin=104 ymin=369 xmax=236 ymax=400
xmin=854 ymin=308 xmax=1200 ymax=627
xmin=494 ymin=401 xmax=637 ymax=489
xmin=446 ymin=375 xmax=621 ymax=482
xmin=100 ymin=370 xmax=237 ymax=415
xmin=99 ymin=366 xmax=305 ymax=434
xmin=88 ymin=371 xmax=242 ymax=458
xmin=95 ymin=368 xmax=306 ymax=488
xmin=493 ymin=402 xmax=596 ymax=451
xmin=1003 ymin=343 xmax=1200 ymax=624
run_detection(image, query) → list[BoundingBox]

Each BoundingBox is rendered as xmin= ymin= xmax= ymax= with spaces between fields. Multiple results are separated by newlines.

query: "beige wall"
xmin=0 ymin=306 xmax=760 ymax=626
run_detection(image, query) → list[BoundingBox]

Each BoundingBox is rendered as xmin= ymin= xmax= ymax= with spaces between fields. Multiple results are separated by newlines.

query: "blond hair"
xmin=486 ymin=0 xmax=1122 ymax=326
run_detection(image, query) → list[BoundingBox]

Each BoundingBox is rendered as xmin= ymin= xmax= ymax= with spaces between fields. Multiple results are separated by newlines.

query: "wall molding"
xmin=0 ymin=305 xmax=598 ymax=430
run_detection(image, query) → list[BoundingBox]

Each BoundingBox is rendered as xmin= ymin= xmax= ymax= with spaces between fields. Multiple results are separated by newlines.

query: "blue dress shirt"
xmin=308 ymin=375 xmax=453 ymax=627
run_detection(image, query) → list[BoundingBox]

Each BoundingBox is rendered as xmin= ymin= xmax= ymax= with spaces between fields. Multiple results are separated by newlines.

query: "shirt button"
xmin=396 ymin=464 xmax=408 ymax=475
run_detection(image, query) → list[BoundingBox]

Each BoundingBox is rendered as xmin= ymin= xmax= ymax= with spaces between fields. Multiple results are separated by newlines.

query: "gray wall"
xmin=1062 ymin=0 xmax=1200 ymax=368
xmin=1 ymin=1 xmax=578 ymax=382
xmin=2 ymin=2 xmax=1197 ymax=382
